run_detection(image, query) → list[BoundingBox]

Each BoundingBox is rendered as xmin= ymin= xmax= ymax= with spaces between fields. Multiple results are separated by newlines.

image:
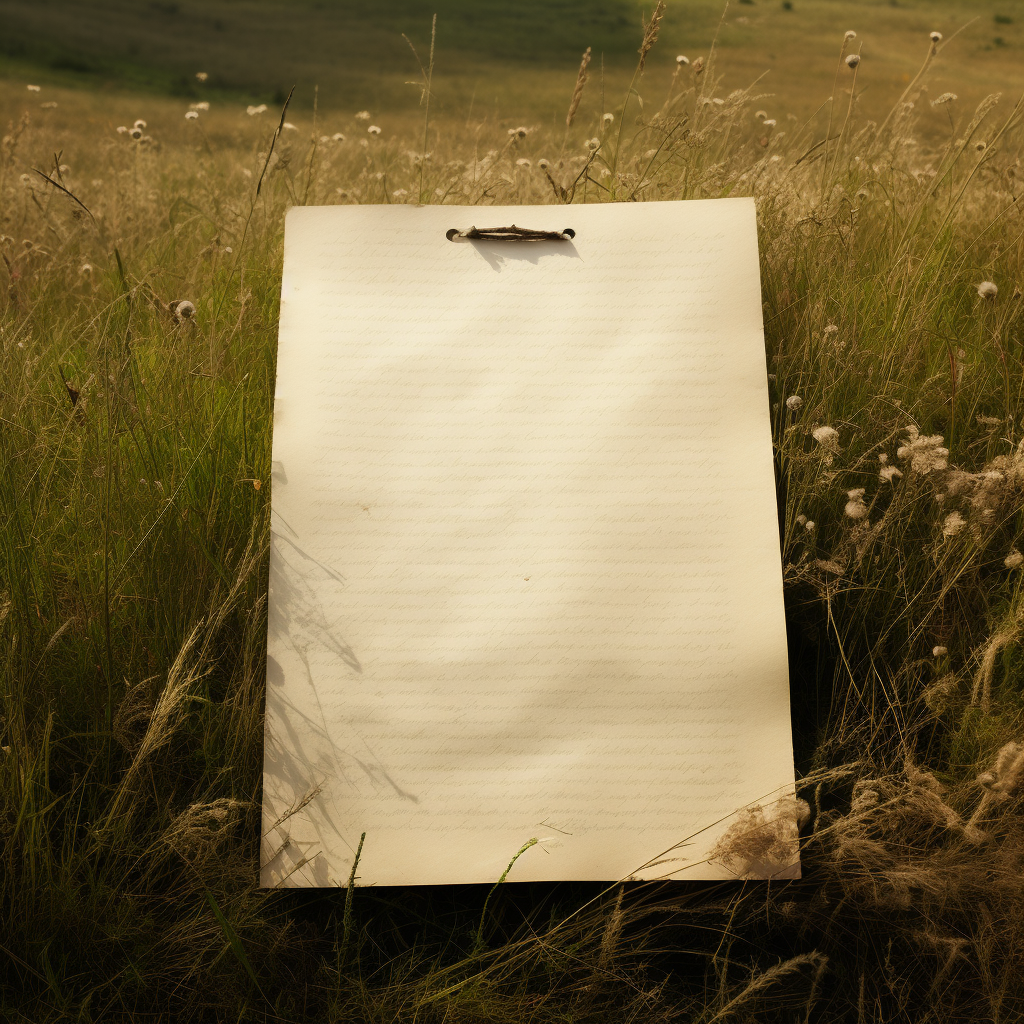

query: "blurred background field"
xmin=2 ymin=0 xmax=1024 ymax=1021
xmin=0 ymin=0 xmax=1022 ymax=128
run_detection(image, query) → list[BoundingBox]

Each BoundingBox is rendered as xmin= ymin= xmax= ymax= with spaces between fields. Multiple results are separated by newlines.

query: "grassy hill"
xmin=0 ymin=0 xmax=1021 ymax=124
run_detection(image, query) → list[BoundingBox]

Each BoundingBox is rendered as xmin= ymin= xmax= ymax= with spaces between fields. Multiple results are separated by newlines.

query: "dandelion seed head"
xmin=845 ymin=488 xmax=868 ymax=519
xmin=897 ymin=425 xmax=949 ymax=474
xmin=931 ymin=92 xmax=957 ymax=106
xmin=786 ymin=395 xmax=803 ymax=412
xmin=942 ymin=511 xmax=966 ymax=537
xmin=977 ymin=280 xmax=998 ymax=299
xmin=1005 ymin=548 xmax=1023 ymax=569
xmin=813 ymin=425 xmax=839 ymax=449
xmin=845 ymin=54 xmax=861 ymax=68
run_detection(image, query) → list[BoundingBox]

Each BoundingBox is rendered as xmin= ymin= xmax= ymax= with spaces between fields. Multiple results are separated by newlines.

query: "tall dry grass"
xmin=2 ymin=17 xmax=1024 ymax=1022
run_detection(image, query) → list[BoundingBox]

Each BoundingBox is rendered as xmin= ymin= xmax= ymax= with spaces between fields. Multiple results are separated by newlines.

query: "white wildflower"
xmin=931 ymin=92 xmax=957 ymax=106
xmin=845 ymin=30 xmax=856 ymax=40
xmin=602 ymin=112 xmax=614 ymax=126
xmin=805 ymin=520 xmax=816 ymax=532
xmin=942 ymin=511 xmax=966 ymax=537
xmin=40 ymin=101 xmax=57 ymax=109
xmin=170 ymin=299 xmax=195 ymax=321
xmin=27 ymin=84 xmax=41 ymax=92
xmin=879 ymin=465 xmax=903 ymax=483
xmin=977 ymin=281 xmax=997 ymax=299
xmin=516 ymin=157 xmax=531 ymax=168
xmin=196 ymin=72 xmax=208 ymax=82
xmin=786 ymin=395 xmax=803 ymax=412
xmin=355 ymin=110 xmax=371 ymax=120
xmin=392 ymin=188 xmax=408 ymax=198
xmin=194 ymin=101 xmax=210 ymax=111
xmin=79 ymin=263 xmax=92 ymax=275
xmin=586 ymin=137 xmax=600 ymax=150
xmin=129 ymin=127 xmax=143 ymax=140
xmin=812 ymin=425 xmax=839 ymax=450
xmin=538 ymin=158 xmax=550 ymax=169
xmin=185 ymin=110 xmax=199 ymax=120
xmin=676 ymin=55 xmax=689 ymax=65
xmin=763 ymin=118 xmax=777 ymax=127
xmin=332 ymin=132 xmax=345 ymax=142
xmin=1005 ymin=549 xmax=1023 ymax=569
xmin=755 ymin=110 xmax=768 ymax=120
xmin=930 ymin=31 xmax=942 ymax=43
xmin=246 ymin=104 xmax=267 ymax=116
xmin=932 ymin=645 xmax=947 ymax=657
xmin=844 ymin=488 xmax=868 ymax=519
xmin=367 ymin=125 xmax=381 ymax=135
xmin=823 ymin=323 xmax=839 ymax=335
xmin=897 ymin=425 xmax=948 ymax=474
xmin=282 ymin=122 xmax=297 ymax=131
xmin=845 ymin=54 xmax=861 ymax=68
xmin=795 ymin=514 xmax=807 ymax=527
xmin=134 ymin=119 xmax=147 ymax=129
xmin=116 ymin=125 xmax=129 ymax=134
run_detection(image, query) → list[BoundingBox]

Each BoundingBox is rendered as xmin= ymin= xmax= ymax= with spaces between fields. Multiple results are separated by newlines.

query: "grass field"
xmin=2 ymin=0 xmax=1024 ymax=1020
xmin=1 ymin=0 xmax=1022 ymax=124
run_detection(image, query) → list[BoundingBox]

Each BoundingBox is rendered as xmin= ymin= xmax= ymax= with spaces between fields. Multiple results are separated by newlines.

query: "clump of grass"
xmin=2 ymin=10 xmax=1024 ymax=1022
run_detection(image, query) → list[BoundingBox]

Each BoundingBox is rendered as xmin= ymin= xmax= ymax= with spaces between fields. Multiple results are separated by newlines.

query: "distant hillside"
xmin=0 ymin=0 xmax=1019 ymax=120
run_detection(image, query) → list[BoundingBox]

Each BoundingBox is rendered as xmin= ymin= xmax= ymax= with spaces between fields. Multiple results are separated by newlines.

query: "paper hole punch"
xmin=446 ymin=225 xmax=575 ymax=242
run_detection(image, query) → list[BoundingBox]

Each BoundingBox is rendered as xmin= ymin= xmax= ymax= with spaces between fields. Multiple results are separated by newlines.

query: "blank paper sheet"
xmin=261 ymin=200 xmax=798 ymax=887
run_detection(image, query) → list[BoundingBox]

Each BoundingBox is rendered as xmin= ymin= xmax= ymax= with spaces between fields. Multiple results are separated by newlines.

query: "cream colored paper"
xmin=262 ymin=200 xmax=798 ymax=887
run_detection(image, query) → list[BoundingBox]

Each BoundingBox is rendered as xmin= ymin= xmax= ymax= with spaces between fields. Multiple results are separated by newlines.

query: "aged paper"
xmin=262 ymin=200 xmax=798 ymax=887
